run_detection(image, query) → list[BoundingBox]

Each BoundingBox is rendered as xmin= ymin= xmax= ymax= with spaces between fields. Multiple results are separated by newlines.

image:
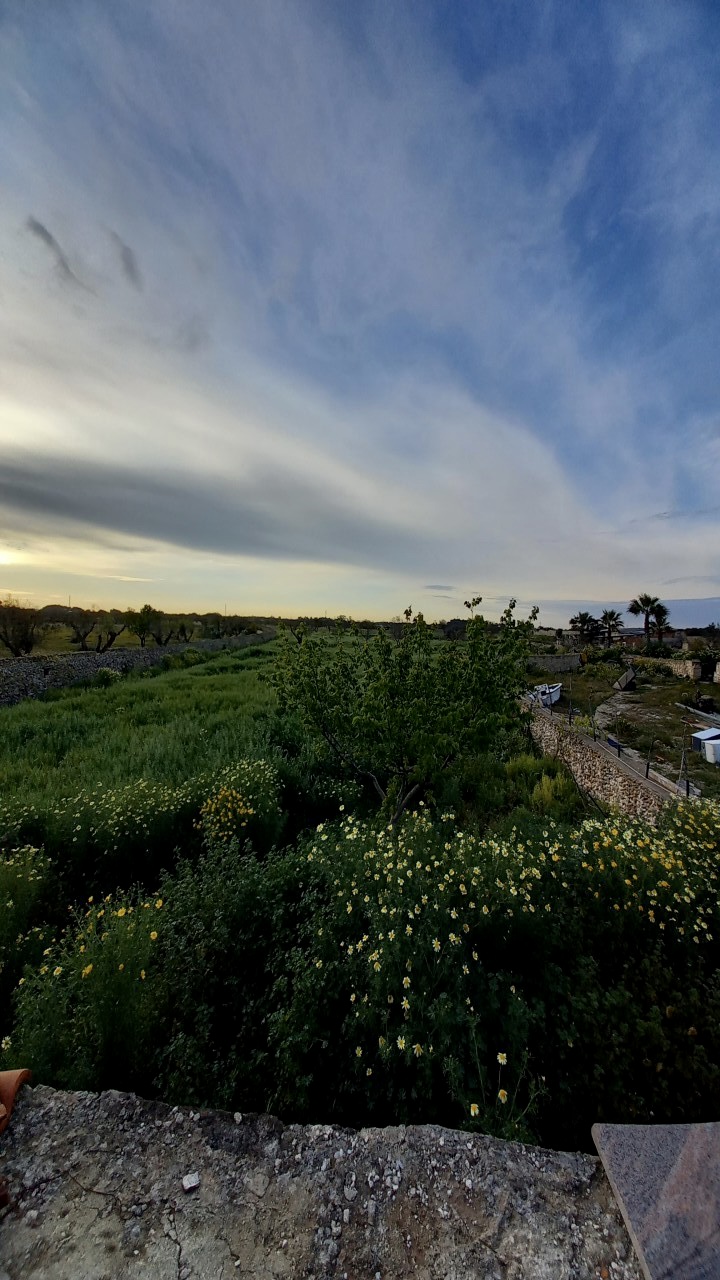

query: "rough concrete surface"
xmin=0 ymin=1086 xmax=642 ymax=1279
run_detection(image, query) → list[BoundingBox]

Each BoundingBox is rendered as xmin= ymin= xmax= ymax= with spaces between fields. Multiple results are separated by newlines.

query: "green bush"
xmin=94 ymin=667 xmax=122 ymax=687
xmin=0 ymin=844 xmax=52 ymax=1041
xmin=0 ymin=758 xmax=281 ymax=895
xmin=8 ymin=891 xmax=164 ymax=1090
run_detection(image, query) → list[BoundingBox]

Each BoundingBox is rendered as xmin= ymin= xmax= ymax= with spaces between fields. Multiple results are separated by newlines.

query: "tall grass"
xmin=0 ymin=647 xmax=277 ymax=811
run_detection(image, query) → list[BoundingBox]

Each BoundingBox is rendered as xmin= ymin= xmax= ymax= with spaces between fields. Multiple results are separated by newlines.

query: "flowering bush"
xmin=0 ymin=758 xmax=281 ymax=893
xmin=7 ymin=797 xmax=720 ymax=1149
xmin=0 ymin=843 xmax=51 ymax=1045
xmin=201 ymin=759 xmax=281 ymax=845
xmin=266 ymin=800 xmax=720 ymax=1144
xmin=8 ymin=892 xmax=165 ymax=1089
xmin=0 ymin=844 xmax=49 ymax=960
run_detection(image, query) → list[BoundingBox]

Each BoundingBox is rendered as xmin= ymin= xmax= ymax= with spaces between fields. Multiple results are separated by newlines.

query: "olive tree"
xmin=272 ymin=600 xmax=537 ymax=824
xmin=0 ymin=597 xmax=46 ymax=657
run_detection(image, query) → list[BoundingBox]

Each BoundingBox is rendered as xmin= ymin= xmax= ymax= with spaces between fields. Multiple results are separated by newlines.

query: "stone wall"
xmin=635 ymin=656 xmax=703 ymax=680
xmin=528 ymin=653 xmax=581 ymax=674
xmin=529 ymin=707 xmax=672 ymax=824
xmin=0 ymin=633 xmax=274 ymax=709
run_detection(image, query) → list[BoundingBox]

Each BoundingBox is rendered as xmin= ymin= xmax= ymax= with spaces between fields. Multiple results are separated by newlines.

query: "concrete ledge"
xmin=0 ymin=1085 xmax=641 ymax=1279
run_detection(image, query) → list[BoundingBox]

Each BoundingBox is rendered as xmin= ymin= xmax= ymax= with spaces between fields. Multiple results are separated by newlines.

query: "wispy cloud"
xmin=25 ymin=216 xmax=89 ymax=290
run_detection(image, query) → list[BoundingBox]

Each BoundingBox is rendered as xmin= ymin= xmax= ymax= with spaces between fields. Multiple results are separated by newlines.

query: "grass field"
xmin=0 ymin=645 xmax=278 ymax=807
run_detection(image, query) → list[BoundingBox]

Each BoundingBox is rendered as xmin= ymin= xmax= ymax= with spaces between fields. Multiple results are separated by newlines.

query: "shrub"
xmin=0 ymin=758 xmax=281 ymax=895
xmin=151 ymin=838 xmax=315 ymax=1109
xmin=0 ymin=844 xmax=51 ymax=1039
xmin=94 ymin=668 xmax=122 ymax=688
xmin=8 ymin=892 xmax=164 ymax=1090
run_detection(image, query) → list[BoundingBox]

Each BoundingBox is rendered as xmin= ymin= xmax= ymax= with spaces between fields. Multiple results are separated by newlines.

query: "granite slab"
xmin=593 ymin=1121 xmax=720 ymax=1280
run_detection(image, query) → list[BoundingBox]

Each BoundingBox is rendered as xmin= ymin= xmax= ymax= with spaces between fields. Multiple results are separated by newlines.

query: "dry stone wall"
xmin=635 ymin=655 xmax=720 ymax=683
xmin=528 ymin=653 xmax=581 ymax=674
xmin=0 ymin=634 xmax=273 ymax=709
xmin=529 ymin=708 xmax=672 ymax=824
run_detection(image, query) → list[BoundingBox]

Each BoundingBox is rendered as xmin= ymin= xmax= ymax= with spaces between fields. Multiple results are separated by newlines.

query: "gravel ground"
xmin=0 ymin=1086 xmax=642 ymax=1279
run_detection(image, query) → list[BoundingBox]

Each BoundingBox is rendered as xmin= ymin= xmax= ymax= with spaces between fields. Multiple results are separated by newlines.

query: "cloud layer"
xmin=0 ymin=0 xmax=719 ymax=622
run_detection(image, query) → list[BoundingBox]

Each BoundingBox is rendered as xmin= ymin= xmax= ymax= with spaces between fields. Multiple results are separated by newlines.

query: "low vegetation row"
xmin=1 ymin=605 xmax=719 ymax=1152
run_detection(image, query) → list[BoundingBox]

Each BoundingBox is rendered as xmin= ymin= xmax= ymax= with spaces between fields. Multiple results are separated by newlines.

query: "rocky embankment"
xmin=0 ymin=1086 xmax=641 ymax=1279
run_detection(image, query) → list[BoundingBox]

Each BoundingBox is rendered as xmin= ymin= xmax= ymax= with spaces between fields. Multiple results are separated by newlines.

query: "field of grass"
xmin=0 ymin=645 xmax=278 ymax=804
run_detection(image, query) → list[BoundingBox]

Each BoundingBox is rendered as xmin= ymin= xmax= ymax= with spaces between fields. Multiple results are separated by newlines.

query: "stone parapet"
xmin=0 ymin=1084 xmax=642 ymax=1279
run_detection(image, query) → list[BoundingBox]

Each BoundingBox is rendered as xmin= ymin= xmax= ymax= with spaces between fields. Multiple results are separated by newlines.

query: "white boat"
xmin=530 ymin=682 xmax=562 ymax=708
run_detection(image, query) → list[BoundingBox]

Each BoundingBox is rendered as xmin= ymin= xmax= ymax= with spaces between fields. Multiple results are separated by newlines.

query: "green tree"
xmin=599 ymin=608 xmax=624 ymax=648
xmin=628 ymin=594 xmax=661 ymax=646
xmin=272 ymin=600 xmax=537 ymax=825
xmin=176 ymin=618 xmax=198 ymax=644
xmin=149 ymin=614 xmax=176 ymax=647
xmin=68 ymin=609 xmax=98 ymax=651
xmin=125 ymin=604 xmax=156 ymax=648
xmin=94 ymin=612 xmax=127 ymax=653
xmin=0 ymin=597 xmax=46 ymax=656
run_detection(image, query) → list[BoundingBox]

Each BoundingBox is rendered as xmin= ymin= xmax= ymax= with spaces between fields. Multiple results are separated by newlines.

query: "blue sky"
xmin=1 ymin=0 xmax=719 ymax=625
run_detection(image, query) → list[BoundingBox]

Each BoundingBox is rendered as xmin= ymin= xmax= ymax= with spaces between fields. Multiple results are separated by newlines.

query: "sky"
xmin=1 ymin=0 xmax=719 ymax=628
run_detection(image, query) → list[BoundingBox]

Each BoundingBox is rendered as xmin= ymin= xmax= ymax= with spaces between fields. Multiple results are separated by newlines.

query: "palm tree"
xmin=628 ymin=594 xmax=661 ymax=646
xmin=600 ymin=608 xmax=624 ymax=648
xmin=569 ymin=611 xmax=600 ymax=645
xmin=650 ymin=603 xmax=671 ymax=646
